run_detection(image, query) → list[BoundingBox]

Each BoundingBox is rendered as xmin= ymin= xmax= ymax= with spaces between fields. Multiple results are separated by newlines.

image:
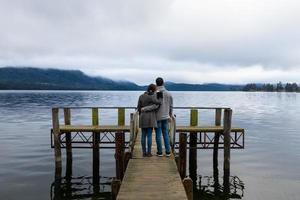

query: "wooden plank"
xmin=176 ymin=126 xmax=243 ymax=132
xmin=57 ymin=125 xmax=243 ymax=133
xmin=59 ymin=125 xmax=131 ymax=132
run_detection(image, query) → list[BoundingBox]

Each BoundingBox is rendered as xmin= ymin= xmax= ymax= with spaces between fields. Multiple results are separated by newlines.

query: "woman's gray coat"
xmin=137 ymin=92 xmax=160 ymax=128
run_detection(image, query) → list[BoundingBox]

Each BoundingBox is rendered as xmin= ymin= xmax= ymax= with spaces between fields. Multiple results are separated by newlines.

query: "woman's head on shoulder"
xmin=147 ymin=83 xmax=157 ymax=94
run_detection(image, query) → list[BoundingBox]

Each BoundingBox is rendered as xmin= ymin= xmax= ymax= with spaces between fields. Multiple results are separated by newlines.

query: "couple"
xmin=137 ymin=77 xmax=173 ymax=157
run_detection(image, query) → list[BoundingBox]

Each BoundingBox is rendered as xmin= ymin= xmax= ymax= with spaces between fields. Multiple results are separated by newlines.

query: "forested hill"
xmin=0 ymin=67 xmax=243 ymax=91
xmin=0 ymin=67 xmax=141 ymax=90
xmin=164 ymin=82 xmax=242 ymax=91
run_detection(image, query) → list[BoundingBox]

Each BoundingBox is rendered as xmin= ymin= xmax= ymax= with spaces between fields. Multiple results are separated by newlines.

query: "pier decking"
xmin=117 ymin=131 xmax=188 ymax=200
xmin=51 ymin=107 xmax=245 ymax=200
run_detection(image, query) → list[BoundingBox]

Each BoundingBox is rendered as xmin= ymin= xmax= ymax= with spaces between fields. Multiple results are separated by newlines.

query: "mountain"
xmin=0 ymin=67 xmax=243 ymax=91
xmin=0 ymin=67 xmax=141 ymax=90
xmin=164 ymin=82 xmax=242 ymax=91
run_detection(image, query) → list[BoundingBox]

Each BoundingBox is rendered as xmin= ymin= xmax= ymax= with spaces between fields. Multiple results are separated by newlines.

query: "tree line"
xmin=243 ymin=82 xmax=300 ymax=92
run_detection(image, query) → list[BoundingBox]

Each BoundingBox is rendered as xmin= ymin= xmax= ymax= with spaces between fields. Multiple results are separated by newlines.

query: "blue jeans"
xmin=141 ymin=128 xmax=152 ymax=154
xmin=155 ymin=120 xmax=171 ymax=154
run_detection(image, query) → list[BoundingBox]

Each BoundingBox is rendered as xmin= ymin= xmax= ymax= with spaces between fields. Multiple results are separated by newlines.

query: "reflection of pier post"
xmin=64 ymin=108 xmax=72 ymax=178
xmin=189 ymin=109 xmax=198 ymax=183
xmin=92 ymin=108 xmax=100 ymax=186
xmin=213 ymin=109 xmax=221 ymax=179
xmin=213 ymin=108 xmax=221 ymax=195
xmin=223 ymin=108 xmax=232 ymax=195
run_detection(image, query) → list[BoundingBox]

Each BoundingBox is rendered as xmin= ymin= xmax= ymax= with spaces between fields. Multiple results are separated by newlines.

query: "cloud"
xmin=0 ymin=0 xmax=300 ymax=83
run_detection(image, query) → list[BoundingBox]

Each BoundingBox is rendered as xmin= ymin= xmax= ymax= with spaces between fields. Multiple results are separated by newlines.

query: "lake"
xmin=0 ymin=91 xmax=299 ymax=200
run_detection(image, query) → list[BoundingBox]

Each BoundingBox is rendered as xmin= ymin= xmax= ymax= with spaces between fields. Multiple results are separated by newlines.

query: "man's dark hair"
xmin=156 ymin=77 xmax=164 ymax=86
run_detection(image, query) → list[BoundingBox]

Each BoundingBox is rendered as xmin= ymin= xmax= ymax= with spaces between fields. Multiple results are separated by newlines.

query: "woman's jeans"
xmin=155 ymin=119 xmax=171 ymax=154
xmin=141 ymin=128 xmax=152 ymax=154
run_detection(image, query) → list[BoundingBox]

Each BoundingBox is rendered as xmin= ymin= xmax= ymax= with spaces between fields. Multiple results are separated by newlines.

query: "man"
xmin=155 ymin=77 xmax=173 ymax=157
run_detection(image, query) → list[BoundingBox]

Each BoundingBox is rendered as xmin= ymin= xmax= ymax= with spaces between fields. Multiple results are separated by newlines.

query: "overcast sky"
xmin=1 ymin=0 xmax=300 ymax=84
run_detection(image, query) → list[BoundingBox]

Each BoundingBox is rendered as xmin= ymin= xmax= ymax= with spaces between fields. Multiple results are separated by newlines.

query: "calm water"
xmin=0 ymin=91 xmax=300 ymax=200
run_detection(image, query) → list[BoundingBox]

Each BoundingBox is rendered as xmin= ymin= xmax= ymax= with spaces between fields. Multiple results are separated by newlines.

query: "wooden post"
xmin=189 ymin=109 xmax=198 ymax=183
xmin=92 ymin=108 xmax=100 ymax=185
xmin=183 ymin=177 xmax=193 ymax=200
xmin=179 ymin=132 xmax=187 ymax=179
xmin=111 ymin=179 xmax=121 ymax=200
xmin=213 ymin=108 xmax=221 ymax=179
xmin=116 ymin=107 xmax=125 ymax=180
xmin=223 ymin=108 xmax=232 ymax=194
xmin=52 ymin=108 xmax=62 ymax=180
xmin=118 ymin=107 xmax=125 ymax=126
xmin=129 ymin=113 xmax=134 ymax=152
xmin=64 ymin=108 xmax=72 ymax=177
xmin=215 ymin=108 xmax=222 ymax=126
xmin=115 ymin=132 xmax=125 ymax=180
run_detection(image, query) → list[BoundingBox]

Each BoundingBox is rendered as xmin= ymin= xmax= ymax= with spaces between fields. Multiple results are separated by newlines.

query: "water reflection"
xmin=195 ymin=175 xmax=244 ymax=200
xmin=50 ymin=176 xmax=112 ymax=200
xmin=50 ymin=173 xmax=244 ymax=200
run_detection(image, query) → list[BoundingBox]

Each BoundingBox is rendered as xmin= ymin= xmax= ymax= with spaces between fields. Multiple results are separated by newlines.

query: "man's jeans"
xmin=155 ymin=119 xmax=171 ymax=154
xmin=141 ymin=128 xmax=152 ymax=154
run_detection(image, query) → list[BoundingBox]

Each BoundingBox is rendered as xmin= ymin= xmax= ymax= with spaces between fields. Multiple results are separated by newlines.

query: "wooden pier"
xmin=51 ymin=107 xmax=245 ymax=199
xmin=116 ymin=126 xmax=189 ymax=200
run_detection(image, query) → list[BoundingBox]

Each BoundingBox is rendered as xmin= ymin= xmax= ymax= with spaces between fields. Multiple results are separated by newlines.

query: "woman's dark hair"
xmin=147 ymin=84 xmax=157 ymax=93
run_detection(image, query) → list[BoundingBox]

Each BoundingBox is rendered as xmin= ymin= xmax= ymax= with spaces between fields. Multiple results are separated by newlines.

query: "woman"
xmin=137 ymin=84 xmax=161 ymax=157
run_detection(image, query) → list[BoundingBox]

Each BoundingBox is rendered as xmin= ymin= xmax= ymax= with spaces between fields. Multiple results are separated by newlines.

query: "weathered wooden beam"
xmin=223 ymin=108 xmax=232 ymax=193
xmin=111 ymin=179 xmax=121 ymax=200
xmin=179 ymin=132 xmax=187 ymax=179
xmin=92 ymin=107 xmax=100 ymax=185
xmin=189 ymin=109 xmax=198 ymax=182
xmin=213 ymin=108 xmax=222 ymax=177
xmin=115 ymin=108 xmax=125 ymax=180
xmin=52 ymin=108 xmax=62 ymax=180
xmin=183 ymin=177 xmax=193 ymax=200
xmin=215 ymin=108 xmax=222 ymax=126
xmin=115 ymin=131 xmax=125 ymax=180
xmin=64 ymin=108 xmax=72 ymax=177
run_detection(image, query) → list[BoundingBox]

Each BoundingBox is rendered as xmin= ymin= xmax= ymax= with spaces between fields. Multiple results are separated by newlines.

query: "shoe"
xmin=166 ymin=152 xmax=171 ymax=157
xmin=143 ymin=153 xmax=147 ymax=157
xmin=147 ymin=153 xmax=153 ymax=157
xmin=156 ymin=152 xmax=163 ymax=157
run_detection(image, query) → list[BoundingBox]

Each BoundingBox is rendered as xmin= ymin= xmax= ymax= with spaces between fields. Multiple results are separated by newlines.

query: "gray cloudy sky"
xmin=1 ymin=0 xmax=300 ymax=84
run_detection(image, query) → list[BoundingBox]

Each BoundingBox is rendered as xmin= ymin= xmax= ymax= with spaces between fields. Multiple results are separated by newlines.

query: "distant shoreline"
xmin=1 ymin=67 xmax=299 ymax=92
xmin=0 ymin=89 xmax=299 ymax=93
